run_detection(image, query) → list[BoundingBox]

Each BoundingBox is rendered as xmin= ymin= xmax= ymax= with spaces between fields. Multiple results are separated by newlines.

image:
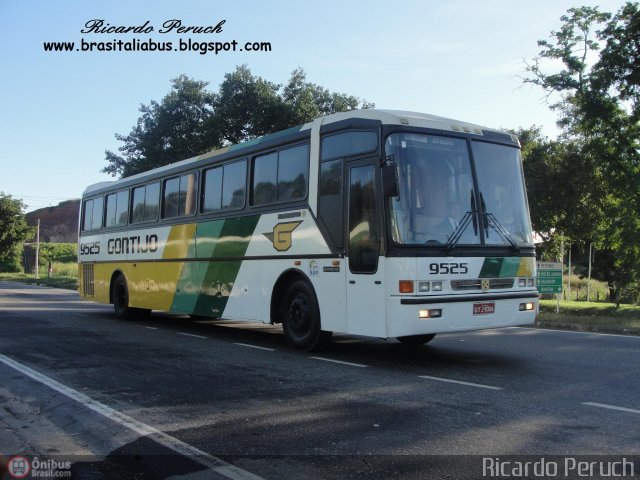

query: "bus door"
xmin=346 ymin=160 xmax=386 ymax=337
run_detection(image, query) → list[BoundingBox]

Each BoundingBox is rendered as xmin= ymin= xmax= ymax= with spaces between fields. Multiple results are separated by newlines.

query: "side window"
xmin=348 ymin=165 xmax=379 ymax=274
xmin=163 ymin=173 xmax=197 ymax=218
xmin=202 ymin=167 xmax=223 ymax=212
xmin=253 ymin=152 xmax=277 ymax=205
xmin=202 ymin=159 xmax=247 ymax=213
xmin=92 ymin=197 xmax=103 ymax=230
xmin=131 ymin=182 xmax=160 ymax=223
xmin=105 ymin=190 xmax=129 ymax=228
xmin=321 ymin=131 xmax=378 ymax=161
xmin=222 ymin=160 xmax=247 ymax=209
xmin=318 ymin=159 xmax=344 ymax=250
xmin=252 ymin=144 xmax=309 ymax=206
xmin=144 ymin=182 xmax=160 ymax=221
xmin=82 ymin=197 xmax=104 ymax=232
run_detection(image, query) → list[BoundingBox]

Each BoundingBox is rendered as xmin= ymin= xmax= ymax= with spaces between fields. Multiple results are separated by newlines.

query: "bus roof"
xmin=84 ymin=109 xmax=514 ymax=195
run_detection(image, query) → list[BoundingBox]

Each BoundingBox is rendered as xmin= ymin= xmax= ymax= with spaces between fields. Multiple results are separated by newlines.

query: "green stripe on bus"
xmin=193 ymin=215 xmax=260 ymax=316
xmin=479 ymin=257 xmax=523 ymax=278
xmin=499 ymin=257 xmax=521 ymax=277
xmin=171 ymin=216 xmax=260 ymax=315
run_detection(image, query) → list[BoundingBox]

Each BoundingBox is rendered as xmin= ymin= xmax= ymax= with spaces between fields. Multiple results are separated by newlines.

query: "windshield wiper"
xmin=444 ymin=211 xmax=472 ymax=254
xmin=444 ymin=191 xmax=478 ymax=253
xmin=479 ymin=193 xmax=520 ymax=253
xmin=485 ymin=212 xmax=521 ymax=253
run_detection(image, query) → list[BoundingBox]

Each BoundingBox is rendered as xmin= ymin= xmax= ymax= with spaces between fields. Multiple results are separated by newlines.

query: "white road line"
xmin=309 ymin=357 xmax=368 ymax=368
xmin=0 ymin=353 xmax=263 ymax=480
xmin=136 ymin=325 xmax=158 ymax=330
xmin=418 ymin=375 xmax=502 ymax=390
xmin=512 ymin=327 xmax=640 ymax=339
xmin=234 ymin=343 xmax=275 ymax=351
xmin=583 ymin=402 xmax=640 ymax=415
xmin=176 ymin=332 xmax=208 ymax=339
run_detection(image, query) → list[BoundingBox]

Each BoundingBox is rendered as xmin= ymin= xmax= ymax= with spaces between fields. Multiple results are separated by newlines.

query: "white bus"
xmin=78 ymin=110 xmax=538 ymax=350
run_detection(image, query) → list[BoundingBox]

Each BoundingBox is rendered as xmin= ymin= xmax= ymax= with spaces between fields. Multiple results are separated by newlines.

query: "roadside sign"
xmin=537 ymin=262 xmax=562 ymax=294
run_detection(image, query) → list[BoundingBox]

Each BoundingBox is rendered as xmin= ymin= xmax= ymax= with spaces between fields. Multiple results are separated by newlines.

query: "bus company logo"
xmin=7 ymin=456 xmax=30 ymax=478
xmin=263 ymin=221 xmax=302 ymax=252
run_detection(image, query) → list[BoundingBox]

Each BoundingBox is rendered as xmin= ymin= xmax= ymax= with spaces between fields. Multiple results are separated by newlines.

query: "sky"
xmin=0 ymin=0 xmax=628 ymax=212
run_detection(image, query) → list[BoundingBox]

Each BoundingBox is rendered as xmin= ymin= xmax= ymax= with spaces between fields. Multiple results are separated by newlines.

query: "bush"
xmin=0 ymin=244 xmax=23 ymax=272
xmin=39 ymin=243 xmax=77 ymax=263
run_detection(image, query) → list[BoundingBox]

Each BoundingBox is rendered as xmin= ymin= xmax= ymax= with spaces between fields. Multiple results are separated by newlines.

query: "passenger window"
xmin=278 ymin=145 xmax=308 ymax=201
xmin=131 ymin=182 xmax=160 ymax=223
xmin=222 ymin=160 xmax=247 ymax=209
xmin=82 ymin=197 xmax=104 ymax=231
xmin=202 ymin=167 xmax=223 ymax=212
xmin=105 ymin=190 xmax=129 ymax=228
xmin=319 ymin=159 xmax=344 ymax=249
xmin=163 ymin=173 xmax=197 ymax=218
xmin=252 ymin=144 xmax=309 ymax=205
xmin=202 ymin=160 xmax=247 ymax=213
xmin=253 ymin=152 xmax=277 ymax=205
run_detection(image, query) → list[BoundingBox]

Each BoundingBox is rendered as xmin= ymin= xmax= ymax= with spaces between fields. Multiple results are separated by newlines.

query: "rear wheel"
xmin=281 ymin=279 xmax=331 ymax=351
xmin=113 ymin=275 xmax=150 ymax=320
xmin=397 ymin=333 xmax=436 ymax=347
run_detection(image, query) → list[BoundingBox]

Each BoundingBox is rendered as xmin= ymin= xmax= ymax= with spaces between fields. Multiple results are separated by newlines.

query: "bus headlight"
xmin=431 ymin=282 xmax=443 ymax=292
xmin=418 ymin=281 xmax=430 ymax=293
xmin=419 ymin=308 xmax=442 ymax=319
xmin=519 ymin=302 xmax=535 ymax=311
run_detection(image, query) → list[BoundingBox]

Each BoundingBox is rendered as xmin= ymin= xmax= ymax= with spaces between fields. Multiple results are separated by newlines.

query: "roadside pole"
xmin=35 ymin=219 xmax=40 ymax=279
xmin=587 ymin=243 xmax=593 ymax=302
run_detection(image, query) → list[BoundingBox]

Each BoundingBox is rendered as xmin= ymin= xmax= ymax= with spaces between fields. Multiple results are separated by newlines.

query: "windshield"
xmin=471 ymin=141 xmax=533 ymax=246
xmin=386 ymin=133 xmax=479 ymax=246
xmin=385 ymin=133 xmax=534 ymax=248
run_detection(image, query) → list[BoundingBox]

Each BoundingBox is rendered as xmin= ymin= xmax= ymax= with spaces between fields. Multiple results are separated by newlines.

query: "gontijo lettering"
xmin=107 ymin=234 xmax=159 ymax=254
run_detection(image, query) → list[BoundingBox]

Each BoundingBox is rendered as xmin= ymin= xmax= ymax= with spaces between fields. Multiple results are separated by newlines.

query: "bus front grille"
xmin=451 ymin=278 xmax=514 ymax=291
xmin=82 ymin=263 xmax=95 ymax=296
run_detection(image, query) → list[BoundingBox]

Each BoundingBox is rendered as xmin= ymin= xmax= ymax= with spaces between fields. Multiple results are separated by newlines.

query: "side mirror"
xmin=381 ymin=161 xmax=399 ymax=197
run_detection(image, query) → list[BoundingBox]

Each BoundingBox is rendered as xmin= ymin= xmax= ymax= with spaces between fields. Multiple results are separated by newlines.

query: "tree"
xmin=103 ymin=75 xmax=219 ymax=178
xmin=523 ymin=3 xmax=640 ymax=303
xmin=103 ymin=66 xmax=374 ymax=178
xmin=213 ymin=65 xmax=286 ymax=145
xmin=0 ymin=193 xmax=33 ymax=272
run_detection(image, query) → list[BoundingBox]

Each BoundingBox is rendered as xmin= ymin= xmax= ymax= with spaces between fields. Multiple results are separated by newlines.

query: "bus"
xmin=78 ymin=109 xmax=538 ymax=351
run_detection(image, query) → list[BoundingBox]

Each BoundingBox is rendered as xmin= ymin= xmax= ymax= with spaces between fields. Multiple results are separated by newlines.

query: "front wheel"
xmin=281 ymin=279 xmax=331 ymax=351
xmin=113 ymin=275 xmax=150 ymax=320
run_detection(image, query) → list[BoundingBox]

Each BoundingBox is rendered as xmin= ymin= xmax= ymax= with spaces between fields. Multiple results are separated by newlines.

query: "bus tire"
xmin=397 ymin=333 xmax=436 ymax=347
xmin=112 ymin=275 xmax=150 ymax=320
xmin=281 ymin=279 xmax=331 ymax=351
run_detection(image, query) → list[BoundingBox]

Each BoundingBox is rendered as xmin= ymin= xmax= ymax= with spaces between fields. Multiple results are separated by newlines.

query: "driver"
xmin=413 ymin=160 xmax=457 ymax=244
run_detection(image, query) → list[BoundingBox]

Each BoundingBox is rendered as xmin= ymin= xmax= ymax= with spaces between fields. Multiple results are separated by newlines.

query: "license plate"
xmin=473 ymin=302 xmax=495 ymax=315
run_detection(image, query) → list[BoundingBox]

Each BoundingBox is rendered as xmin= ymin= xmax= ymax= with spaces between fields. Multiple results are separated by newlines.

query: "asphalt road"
xmin=0 ymin=282 xmax=639 ymax=479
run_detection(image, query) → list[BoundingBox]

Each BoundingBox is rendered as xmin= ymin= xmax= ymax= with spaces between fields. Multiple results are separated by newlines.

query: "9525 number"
xmin=429 ymin=262 xmax=469 ymax=275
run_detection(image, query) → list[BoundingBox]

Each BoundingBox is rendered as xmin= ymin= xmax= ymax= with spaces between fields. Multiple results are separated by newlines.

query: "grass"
xmin=557 ymin=274 xmax=610 ymax=302
xmin=537 ymin=299 xmax=640 ymax=334
xmin=0 ymin=262 xmax=78 ymax=291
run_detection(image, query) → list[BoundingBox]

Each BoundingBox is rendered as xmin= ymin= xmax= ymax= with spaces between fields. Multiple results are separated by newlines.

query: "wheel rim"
xmin=288 ymin=293 xmax=311 ymax=337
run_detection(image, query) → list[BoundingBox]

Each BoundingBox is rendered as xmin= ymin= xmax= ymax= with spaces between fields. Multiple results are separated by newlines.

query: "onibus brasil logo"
xmin=6 ymin=456 xmax=71 ymax=478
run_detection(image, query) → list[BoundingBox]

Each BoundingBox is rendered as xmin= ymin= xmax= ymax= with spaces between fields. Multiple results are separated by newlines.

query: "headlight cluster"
xmin=518 ymin=278 xmax=536 ymax=288
xmin=400 ymin=280 xmax=443 ymax=294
